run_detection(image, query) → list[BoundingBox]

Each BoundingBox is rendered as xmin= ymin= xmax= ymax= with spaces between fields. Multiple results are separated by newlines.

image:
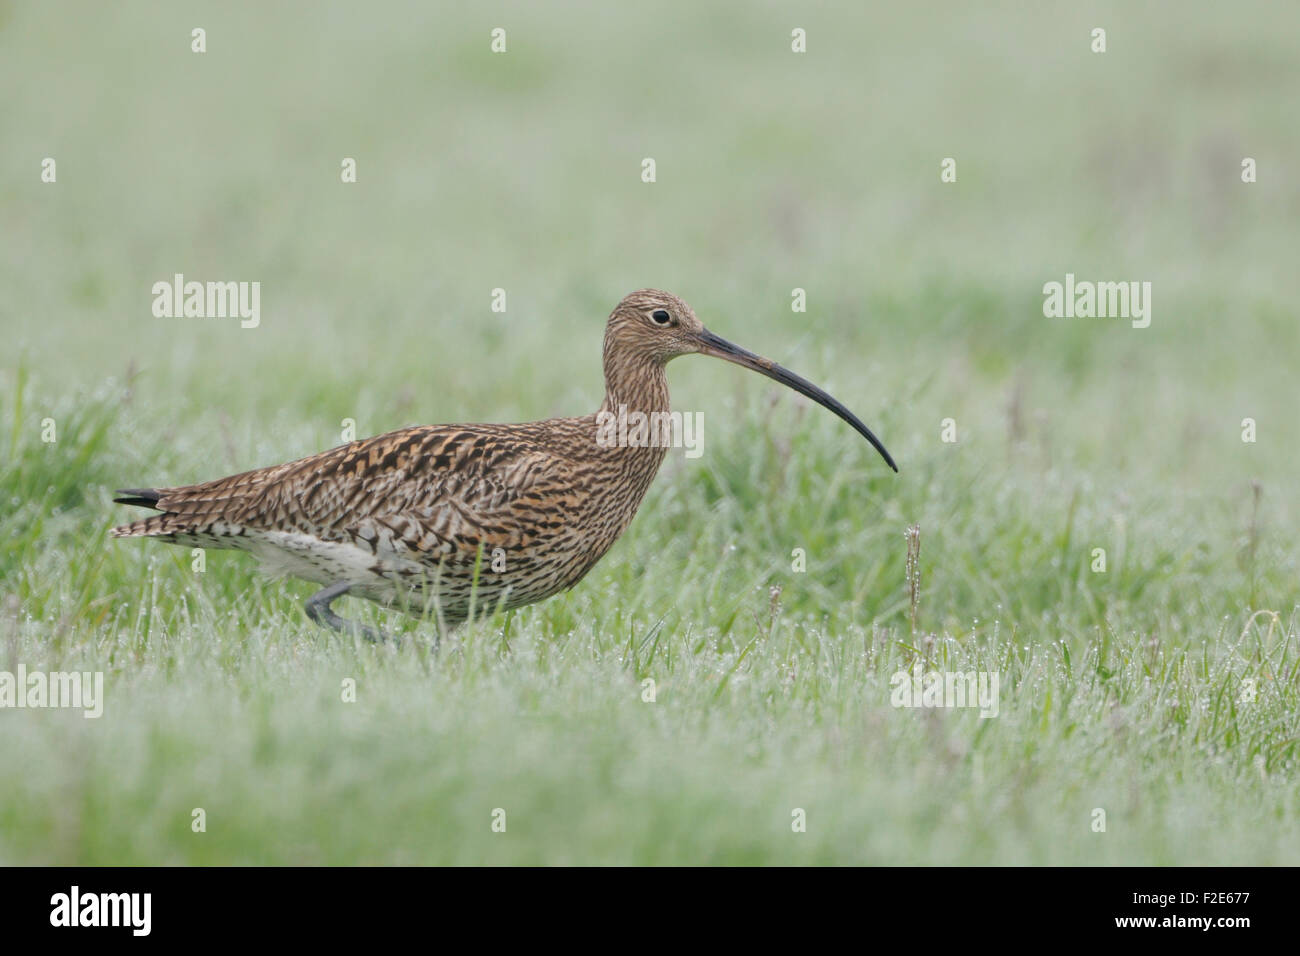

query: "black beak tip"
xmin=699 ymin=328 xmax=900 ymax=474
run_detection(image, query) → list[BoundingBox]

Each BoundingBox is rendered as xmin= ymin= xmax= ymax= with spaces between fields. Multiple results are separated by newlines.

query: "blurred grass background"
xmin=1 ymin=0 xmax=1297 ymax=864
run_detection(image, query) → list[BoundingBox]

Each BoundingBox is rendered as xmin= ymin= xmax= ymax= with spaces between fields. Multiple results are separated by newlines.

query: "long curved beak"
xmin=696 ymin=328 xmax=898 ymax=473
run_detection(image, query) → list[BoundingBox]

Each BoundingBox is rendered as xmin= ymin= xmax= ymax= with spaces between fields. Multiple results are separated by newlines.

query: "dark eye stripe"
xmin=651 ymin=310 xmax=671 ymax=324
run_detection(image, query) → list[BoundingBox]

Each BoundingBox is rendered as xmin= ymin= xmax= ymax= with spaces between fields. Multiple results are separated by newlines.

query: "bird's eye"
xmin=651 ymin=309 xmax=672 ymax=325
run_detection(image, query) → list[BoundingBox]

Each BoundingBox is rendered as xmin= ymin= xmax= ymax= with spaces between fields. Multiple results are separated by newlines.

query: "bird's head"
xmin=604 ymin=289 xmax=898 ymax=472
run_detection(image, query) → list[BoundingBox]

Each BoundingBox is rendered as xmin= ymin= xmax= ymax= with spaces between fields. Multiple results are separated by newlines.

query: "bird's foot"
xmin=305 ymin=582 xmax=394 ymax=645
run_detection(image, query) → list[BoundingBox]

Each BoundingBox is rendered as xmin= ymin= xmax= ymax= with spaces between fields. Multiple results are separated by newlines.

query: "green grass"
xmin=1 ymin=0 xmax=1298 ymax=864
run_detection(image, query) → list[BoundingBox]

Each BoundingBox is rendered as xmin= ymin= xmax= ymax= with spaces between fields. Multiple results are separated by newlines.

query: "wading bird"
xmin=113 ymin=290 xmax=896 ymax=641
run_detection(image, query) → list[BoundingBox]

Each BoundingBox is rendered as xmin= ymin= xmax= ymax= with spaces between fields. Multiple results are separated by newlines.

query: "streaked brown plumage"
xmin=112 ymin=290 xmax=896 ymax=641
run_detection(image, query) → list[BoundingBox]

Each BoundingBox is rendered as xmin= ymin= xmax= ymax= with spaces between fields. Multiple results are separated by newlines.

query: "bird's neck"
xmin=593 ymin=354 xmax=671 ymax=500
xmin=589 ymin=354 xmax=670 ymax=535
xmin=599 ymin=354 xmax=671 ymax=419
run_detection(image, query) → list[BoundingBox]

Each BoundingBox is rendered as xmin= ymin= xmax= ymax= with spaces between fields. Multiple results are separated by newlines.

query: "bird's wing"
xmin=113 ymin=424 xmax=573 ymax=558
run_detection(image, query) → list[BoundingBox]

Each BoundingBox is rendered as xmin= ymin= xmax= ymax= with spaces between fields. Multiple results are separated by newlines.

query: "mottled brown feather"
xmin=113 ymin=291 xmax=692 ymax=625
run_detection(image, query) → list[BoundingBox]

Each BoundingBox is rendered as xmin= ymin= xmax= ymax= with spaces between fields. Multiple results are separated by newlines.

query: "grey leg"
xmin=305 ymin=582 xmax=390 ymax=644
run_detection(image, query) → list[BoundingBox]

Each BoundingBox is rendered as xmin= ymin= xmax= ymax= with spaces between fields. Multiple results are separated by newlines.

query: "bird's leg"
xmin=305 ymin=582 xmax=391 ymax=644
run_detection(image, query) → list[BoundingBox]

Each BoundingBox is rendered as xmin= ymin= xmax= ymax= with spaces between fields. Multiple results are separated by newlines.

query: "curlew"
xmin=112 ymin=290 xmax=897 ymax=642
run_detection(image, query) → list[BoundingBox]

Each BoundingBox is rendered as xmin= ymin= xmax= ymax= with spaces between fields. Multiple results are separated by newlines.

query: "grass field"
xmin=2 ymin=1 xmax=1298 ymax=864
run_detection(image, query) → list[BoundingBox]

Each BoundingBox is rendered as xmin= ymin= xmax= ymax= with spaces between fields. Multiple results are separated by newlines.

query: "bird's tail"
xmin=111 ymin=478 xmax=252 ymax=542
xmin=111 ymin=486 xmax=196 ymax=539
